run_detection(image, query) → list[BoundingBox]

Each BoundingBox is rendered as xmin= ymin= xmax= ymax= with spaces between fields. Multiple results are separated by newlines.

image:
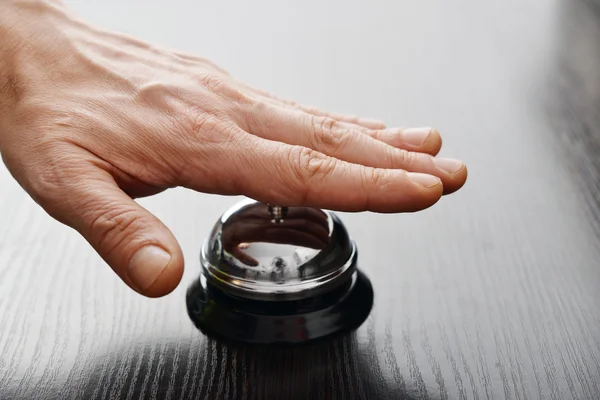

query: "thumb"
xmin=41 ymin=160 xmax=184 ymax=298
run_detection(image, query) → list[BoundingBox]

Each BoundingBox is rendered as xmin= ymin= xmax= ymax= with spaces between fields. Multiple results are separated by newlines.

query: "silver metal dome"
xmin=200 ymin=199 xmax=357 ymax=301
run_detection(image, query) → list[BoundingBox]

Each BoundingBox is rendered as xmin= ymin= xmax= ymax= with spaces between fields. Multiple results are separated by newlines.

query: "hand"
xmin=221 ymin=204 xmax=330 ymax=266
xmin=0 ymin=0 xmax=467 ymax=297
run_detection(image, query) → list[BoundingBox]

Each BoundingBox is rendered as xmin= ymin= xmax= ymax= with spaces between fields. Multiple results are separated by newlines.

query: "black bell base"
xmin=185 ymin=270 xmax=374 ymax=345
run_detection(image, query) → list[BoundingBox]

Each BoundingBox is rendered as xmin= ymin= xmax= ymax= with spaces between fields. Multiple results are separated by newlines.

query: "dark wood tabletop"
xmin=2 ymin=0 xmax=600 ymax=399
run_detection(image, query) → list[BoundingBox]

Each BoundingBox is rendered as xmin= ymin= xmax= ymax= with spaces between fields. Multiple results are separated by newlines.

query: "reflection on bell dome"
xmin=200 ymin=199 xmax=356 ymax=301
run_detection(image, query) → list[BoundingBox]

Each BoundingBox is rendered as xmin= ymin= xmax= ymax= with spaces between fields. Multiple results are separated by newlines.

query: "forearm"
xmin=0 ymin=1 xmax=53 ymax=90
xmin=0 ymin=0 xmax=66 ymax=52
xmin=0 ymin=0 xmax=72 ymax=131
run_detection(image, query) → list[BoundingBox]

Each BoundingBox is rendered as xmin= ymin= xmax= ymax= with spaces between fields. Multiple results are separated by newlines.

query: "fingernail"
xmin=128 ymin=245 xmax=172 ymax=291
xmin=407 ymin=172 xmax=441 ymax=188
xmin=433 ymin=157 xmax=465 ymax=174
xmin=402 ymin=127 xmax=433 ymax=146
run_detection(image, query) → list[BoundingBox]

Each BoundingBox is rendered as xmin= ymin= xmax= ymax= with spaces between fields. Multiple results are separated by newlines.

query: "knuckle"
xmin=191 ymin=112 xmax=221 ymax=138
xmin=170 ymin=109 xmax=241 ymax=179
xmin=88 ymin=206 xmax=142 ymax=254
xmin=367 ymin=167 xmax=389 ymax=186
xmin=313 ymin=116 xmax=336 ymax=136
xmin=397 ymin=148 xmax=412 ymax=167
xmin=217 ymin=124 xmax=243 ymax=149
xmin=252 ymin=99 xmax=270 ymax=115
xmin=136 ymin=81 xmax=175 ymax=104
xmin=383 ymin=145 xmax=402 ymax=168
xmin=292 ymin=146 xmax=337 ymax=181
xmin=175 ymin=107 xmax=226 ymax=143
xmin=198 ymin=73 xmax=250 ymax=104
xmin=312 ymin=116 xmax=349 ymax=152
xmin=198 ymin=73 xmax=225 ymax=92
xmin=26 ymin=144 xmax=83 ymax=208
xmin=283 ymin=146 xmax=334 ymax=204
xmin=368 ymin=129 xmax=384 ymax=141
xmin=246 ymin=100 xmax=272 ymax=132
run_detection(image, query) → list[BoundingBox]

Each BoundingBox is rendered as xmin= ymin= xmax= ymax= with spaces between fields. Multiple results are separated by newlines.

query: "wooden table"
xmin=2 ymin=0 xmax=600 ymax=398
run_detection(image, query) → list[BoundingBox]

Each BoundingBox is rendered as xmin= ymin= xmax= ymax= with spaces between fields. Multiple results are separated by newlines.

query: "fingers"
xmin=239 ymin=83 xmax=386 ymax=129
xmin=42 ymin=159 xmax=183 ymax=298
xmin=336 ymin=122 xmax=443 ymax=156
xmin=181 ymin=132 xmax=444 ymax=213
xmin=254 ymin=142 xmax=444 ymax=212
xmin=243 ymin=105 xmax=466 ymax=194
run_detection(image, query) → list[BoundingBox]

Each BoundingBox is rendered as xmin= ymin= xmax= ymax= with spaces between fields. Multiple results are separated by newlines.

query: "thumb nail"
xmin=128 ymin=245 xmax=172 ymax=291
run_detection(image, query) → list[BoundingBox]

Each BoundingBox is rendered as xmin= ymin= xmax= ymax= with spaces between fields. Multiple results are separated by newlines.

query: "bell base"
xmin=186 ymin=269 xmax=374 ymax=345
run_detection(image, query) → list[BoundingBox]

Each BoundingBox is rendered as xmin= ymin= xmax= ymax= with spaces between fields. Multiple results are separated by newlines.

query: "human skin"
xmin=0 ymin=0 xmax=467 ymax=298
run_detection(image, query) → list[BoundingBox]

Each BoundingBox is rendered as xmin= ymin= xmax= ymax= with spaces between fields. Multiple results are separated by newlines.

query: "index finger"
xmin=181 ymin=132 xmax=444 ymax=213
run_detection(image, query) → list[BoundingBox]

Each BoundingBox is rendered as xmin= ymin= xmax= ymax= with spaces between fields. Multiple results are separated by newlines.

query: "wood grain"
xmin=2 ymin=0 xmax=600 ymax=399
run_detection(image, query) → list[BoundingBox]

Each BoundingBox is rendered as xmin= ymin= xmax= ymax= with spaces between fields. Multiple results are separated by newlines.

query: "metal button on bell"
xmin=186 ymin=199 xmax=373 ymax=344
